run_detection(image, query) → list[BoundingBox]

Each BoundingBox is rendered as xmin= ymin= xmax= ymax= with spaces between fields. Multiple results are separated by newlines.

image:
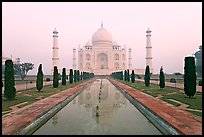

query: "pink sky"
xmin=2 ymin=2 xmax=202 ymax=75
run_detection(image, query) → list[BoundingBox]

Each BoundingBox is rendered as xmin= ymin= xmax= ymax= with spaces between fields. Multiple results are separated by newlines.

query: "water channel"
xmin=33 ymin=79 xmax=162 ymax=135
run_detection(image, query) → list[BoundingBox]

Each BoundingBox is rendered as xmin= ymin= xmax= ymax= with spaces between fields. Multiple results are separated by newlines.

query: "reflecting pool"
xmin=33 ymin=79 xmax=162 ymax=135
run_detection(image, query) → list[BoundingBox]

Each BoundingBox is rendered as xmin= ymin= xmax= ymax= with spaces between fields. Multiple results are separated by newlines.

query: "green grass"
xmin=160 ymin=98 xmax=181 ymax=107
xmin=185 ymin=110 xmax=202 ymax=117
xmin=117 ymin=79 xmax=202 ymax=117
xmin=162 ymin=92 xmax=202 ymax=110
xmin=2 ymin=80 xmax=87 ymax=113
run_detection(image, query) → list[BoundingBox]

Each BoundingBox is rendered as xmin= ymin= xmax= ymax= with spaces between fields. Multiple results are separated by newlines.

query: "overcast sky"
xmin=2 ymin=2 xmax=202 ymax=75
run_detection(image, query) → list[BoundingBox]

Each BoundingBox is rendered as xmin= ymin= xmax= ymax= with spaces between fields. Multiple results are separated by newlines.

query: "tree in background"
xmin=36 ymin=64 xmax=44 ymax=91
xmin=194 ymin=45 xmax=202 ymax=77
xmin=4 ymin=60 xmax=16 ymax=100
xmin=131 ymin=70 xmax=135 ymax=83
xmin=159 ymin=66 xmax=165 ymax=89
xmin=69 ymin=69 xmax=73 ymax=83
xmin=144 ymin=65 xmax=150 ymax=87
xmin=14 ymin=63 xmax=34 ymax=80
xmin=184 ymin=57 xmax=196 ymax=98
xmin=62 ymin=68 xmax=66 ymax=85
xmin=53 ymin=66 xmax=59 ymax=88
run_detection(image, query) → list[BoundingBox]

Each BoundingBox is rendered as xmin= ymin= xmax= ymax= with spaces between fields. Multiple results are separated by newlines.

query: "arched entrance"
xmin=97 ymin=53 xmax=108 ymax=69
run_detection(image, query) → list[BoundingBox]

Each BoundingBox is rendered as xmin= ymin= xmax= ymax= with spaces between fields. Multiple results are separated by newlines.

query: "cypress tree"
xmin=4 ymin=60 xmax=16 ymax=100
xmin=81 ymin=72 xmax=83 ymax=80
xmin=159 ymin=66 xmax=165 ymax=89
xmin=53 ymin=66 xmax=59 ymax=88
xmin=62 ymin=68 xmax=66 ymax=85
xmin=144 ymin=65 xmax=150 ymax=87
xmin=184 ymin=57 xmax=196 ymax=98
xmin=131 ymin=70 xmax=135 ymax=83
xmin=127 ymin=69 xmax=130 ymax=82
xmin=36 ymin=64 xmax=44 ymax=91
xmin=74 ymin=70 xmax=77 ymax=82
xmin=69 ymin=69 xmax=73 ymax=83
xmin=77 ymin=70 xmax=80 ymax=81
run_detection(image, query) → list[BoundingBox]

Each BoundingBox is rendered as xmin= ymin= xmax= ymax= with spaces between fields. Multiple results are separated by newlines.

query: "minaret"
xmin=128 ymin=48 xmax=132 ymax=69
xmin=52 ymin=28 xmax=59 ymax=74
xmin=73 ymin=48 xmax=76 ymax=69
xmin=146 ymin=27 xmax=153 ymax=73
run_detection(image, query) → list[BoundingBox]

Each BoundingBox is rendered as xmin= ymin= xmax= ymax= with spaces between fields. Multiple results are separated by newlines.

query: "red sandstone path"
xmin=108 ymin=78 xmax=202 ymax=135
xmin=2 ymin=78 xmax=96 ymax=135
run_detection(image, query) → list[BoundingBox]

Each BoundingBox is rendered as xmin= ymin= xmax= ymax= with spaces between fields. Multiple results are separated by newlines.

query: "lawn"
xmin=2 ymin=80 xmax=87 ymax=114
xmin=117 ymin=79 xmax=202 ymax=117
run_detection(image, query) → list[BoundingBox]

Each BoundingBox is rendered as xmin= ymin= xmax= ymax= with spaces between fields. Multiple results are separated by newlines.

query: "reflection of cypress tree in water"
xmin=96 ymin=115 xmax=99 ymax=124
xmin=96 ymin=105 xmax=99 ymax=117
xmin=52 ymin=114 xmax=58 ymax=126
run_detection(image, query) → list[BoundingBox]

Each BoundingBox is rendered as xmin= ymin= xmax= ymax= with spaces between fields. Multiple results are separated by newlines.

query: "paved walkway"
xmin=136 ymin=79 xmax=202 ymax=92
xmin=2 ymin=81 xmax=54 ymax=94
xmin=109 ymin=78 xmax=202 ymax=135
xmin=2 ymin=78 xmax=96 ymax=135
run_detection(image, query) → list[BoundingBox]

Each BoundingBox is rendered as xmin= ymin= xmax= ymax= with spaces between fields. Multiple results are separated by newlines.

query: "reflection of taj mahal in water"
xmin=78 ymin=79 xmax=127 ymax=126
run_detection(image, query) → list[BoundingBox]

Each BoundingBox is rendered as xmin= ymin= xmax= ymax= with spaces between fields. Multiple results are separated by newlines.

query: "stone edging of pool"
xmin=108 ymin=78 xmax=202 ymax=135
xmin=2 ymin=78 xmax=96 ymax=135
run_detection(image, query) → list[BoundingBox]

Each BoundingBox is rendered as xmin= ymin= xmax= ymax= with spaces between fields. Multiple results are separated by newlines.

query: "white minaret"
xmin=146 ymin=27 xmax=153 ymax=73
xmin=128 ymin=48 xmax=132 ymax=69
xmin=73 ymin=48 xmax=76 ymax=69
xmin=52 ymin=28 xmax=59 ymax=74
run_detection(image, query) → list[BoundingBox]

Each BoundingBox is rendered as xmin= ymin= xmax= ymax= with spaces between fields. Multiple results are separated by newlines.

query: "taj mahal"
xmin=52 ymin=23 xmax=153 ymax=75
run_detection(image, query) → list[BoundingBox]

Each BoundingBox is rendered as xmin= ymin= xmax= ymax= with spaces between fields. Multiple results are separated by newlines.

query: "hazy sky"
xmin=2 ymin=2 xmax=202 ymax=75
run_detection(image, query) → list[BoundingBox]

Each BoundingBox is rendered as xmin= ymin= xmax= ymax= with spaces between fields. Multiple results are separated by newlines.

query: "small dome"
xmin=85 ymin=40 xmax=92 ymax=46
xmin=113 ymin=41 xmax=119 ymax=46
xmin=92 ymin=26 xmax=113 ymax=44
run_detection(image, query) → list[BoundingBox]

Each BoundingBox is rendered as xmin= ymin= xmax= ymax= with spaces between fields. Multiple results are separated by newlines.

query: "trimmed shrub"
xmin=80 ymin=72 xmax=83 ymax=80
xmin=159 ymin=67 xmax=165 ymax=89
xmin=144 ymin=65 xmax=150 ymax=87
xmin=184 ymin=57 xmax=196 ymax=98
xmin=77 ymin=70 xmax=80 ymax=81
xmin=170 ymin=78 xmax=176 ymax=83
xmin=53 ymin=66 xmax=59 ymax=88
xmin=46 ymin=78 xmax=51 ymax=81
xmin=62 ymin=68 xmax=66 ymax=85
xmin=36 ymin=64 xmax=44 ymax=91
xmin=198 ymin=80 xmax=202 ymax=86
xmin=131 ymin=70 xmax=135 ymax=83
xmin=4 ymin=60 xmax=16 ymax=100
xmin=127 ymin=69 xmax=130 ymax=82
xmin=69 ymin=69 xmax=73 ymax=84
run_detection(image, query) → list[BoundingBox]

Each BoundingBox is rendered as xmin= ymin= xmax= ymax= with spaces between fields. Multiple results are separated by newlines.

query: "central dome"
xmin=92 ymin=25 xmax=113 ymax=44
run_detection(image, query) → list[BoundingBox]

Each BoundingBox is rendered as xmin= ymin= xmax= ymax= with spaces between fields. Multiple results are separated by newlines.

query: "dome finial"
xmin=101 ymin=21 xmax=103 ymax=28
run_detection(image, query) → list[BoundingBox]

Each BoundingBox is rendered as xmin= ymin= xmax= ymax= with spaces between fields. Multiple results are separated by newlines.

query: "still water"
xmin=33 ymin=79 xmax=162 ymax=135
